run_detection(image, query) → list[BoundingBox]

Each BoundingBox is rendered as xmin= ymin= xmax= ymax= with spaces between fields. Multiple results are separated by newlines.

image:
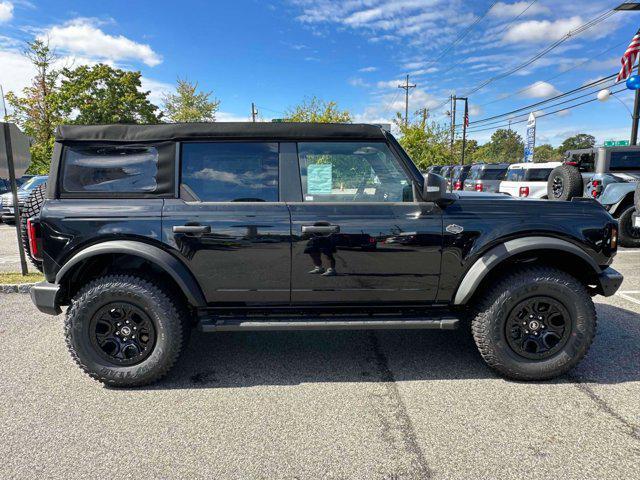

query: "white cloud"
xmin=489 ymin=2 xmax=549 ymax=19
xmin=0 ymin=1 xmax=13 ymax=23
xmin=503 ymin=16 xmax=583 ymax=44
xmin=358 ymin=66 xmax=377 ymax=73
xmin=0 ymin=49 xmax=33 ymax=96
xmin=348 ymin=77 xmax=370 ymax=87
xmin=41 ymin=18 xmax=162 ymax=67
xmin=216 ymin=111 xmax=252 ymax=122
xmin=521 ymin=81 xmax=560 ymax=98
xmin=140 ymin=77 xmax=173 ymax=107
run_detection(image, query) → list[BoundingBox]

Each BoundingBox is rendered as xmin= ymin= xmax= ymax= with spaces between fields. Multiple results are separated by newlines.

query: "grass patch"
xmin=0 ymin=272 xmax=44 ymax=284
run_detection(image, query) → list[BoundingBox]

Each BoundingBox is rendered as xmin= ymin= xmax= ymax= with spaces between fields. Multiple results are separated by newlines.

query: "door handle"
xmin=302 ymin=225 xmax=340 ymax=234
xmin=173 ymin=225 xmax=211 ymax=234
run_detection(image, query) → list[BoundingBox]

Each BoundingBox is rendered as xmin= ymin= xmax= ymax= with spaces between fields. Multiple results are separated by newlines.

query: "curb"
xmin=0 ymin=283 xmax=35 ymax=294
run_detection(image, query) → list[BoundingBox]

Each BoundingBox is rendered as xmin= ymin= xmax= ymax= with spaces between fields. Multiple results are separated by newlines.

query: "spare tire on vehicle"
xmin=20 ymin=182 xmax=47 ymax=272
xmin=547 ymin=165 xmax=583 ymax=201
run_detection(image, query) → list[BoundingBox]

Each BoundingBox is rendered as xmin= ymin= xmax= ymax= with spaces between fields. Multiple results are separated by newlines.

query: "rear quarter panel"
xmin=40 ymin=199 xmax=164 ymax=282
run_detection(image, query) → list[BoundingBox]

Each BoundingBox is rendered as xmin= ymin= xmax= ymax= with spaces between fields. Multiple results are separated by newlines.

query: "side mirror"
xmin=421 ymin=173 xmax=447 ymax=202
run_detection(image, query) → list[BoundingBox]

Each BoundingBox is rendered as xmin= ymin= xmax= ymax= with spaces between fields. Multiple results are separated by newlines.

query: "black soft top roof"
xmin=55 ymin=122 xmax=387 ymax=143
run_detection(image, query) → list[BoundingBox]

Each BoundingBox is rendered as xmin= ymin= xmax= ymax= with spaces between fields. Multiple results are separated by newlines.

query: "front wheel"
xmin=471 ymin=267 xmax=596 ymax=380
xmin=65 ymin=275 xmax=190 ymax=387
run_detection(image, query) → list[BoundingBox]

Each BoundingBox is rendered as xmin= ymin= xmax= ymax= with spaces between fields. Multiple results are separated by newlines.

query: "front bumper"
xmin=30 ymin=281 xmax=62 ymax=315
xmin=597 ymin=267 xmax=623 ymax=297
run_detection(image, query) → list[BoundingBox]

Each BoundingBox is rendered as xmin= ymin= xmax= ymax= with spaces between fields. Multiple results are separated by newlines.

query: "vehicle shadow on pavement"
xmin=139 ymin=303 xmax=640 ymax=390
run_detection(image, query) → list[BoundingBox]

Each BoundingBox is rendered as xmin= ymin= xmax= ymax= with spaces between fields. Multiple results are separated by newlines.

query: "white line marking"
xmin=616 ymin=292 xmax=640 ymax=306
xmin=619 ymin=290 xmax=640 ymax=294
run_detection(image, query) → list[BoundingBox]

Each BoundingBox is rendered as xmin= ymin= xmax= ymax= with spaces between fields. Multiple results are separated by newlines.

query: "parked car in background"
xmin=450 ymin=164 xmax=472 ymax=191
xmin=547 ymin=146 xmax=640 ymax=247
xmin=463 ymin=163 xmax=509 ymax=193
xmin=0 ymin=178 xmax=9 ymax=196
xmin=499 ymin=162 xmax=561 ymax=198
xmin=634 ymin=183 xmax=639 ymax=230
xmin=425 ymin=165 xmax=443 ymax=175
xmin=439 ymin=165 xmax=453 ymax=182
xmin=0 ymin=175 xmax=48 ymax=223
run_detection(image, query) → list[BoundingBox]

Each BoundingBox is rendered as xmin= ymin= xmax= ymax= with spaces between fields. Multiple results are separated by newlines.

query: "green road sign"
xmin=604 ymin=139 xmax=630 ymax=147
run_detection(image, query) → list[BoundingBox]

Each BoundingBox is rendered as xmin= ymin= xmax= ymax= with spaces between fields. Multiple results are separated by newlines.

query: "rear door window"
xmin=181 ymin=142 xmax=279 ymax=202
xmin=63 ymin=145 xmax=158 ymax=193
xmin=525 ymin=168 xmax=553 ymax=181
xmin=610 ymin=151 xmax=640 ymax=171
xmin=479 ymin=168 xmax=507 ymax=180
xmin=506 ymin=168 xmax=525 ymax=181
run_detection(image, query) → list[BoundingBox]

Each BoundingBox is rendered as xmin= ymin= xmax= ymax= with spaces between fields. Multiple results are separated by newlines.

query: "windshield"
xmin=19 ymin=176 xmax=47 ymax=192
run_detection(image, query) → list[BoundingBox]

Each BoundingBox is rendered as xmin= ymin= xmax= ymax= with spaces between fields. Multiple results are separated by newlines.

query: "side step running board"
xmin=199 ymin=317 xmax=459 ymax=332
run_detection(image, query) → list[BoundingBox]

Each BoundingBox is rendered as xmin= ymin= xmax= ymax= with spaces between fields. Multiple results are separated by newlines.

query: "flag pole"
xmin=631 ymin=61 xmax=640 ymax=146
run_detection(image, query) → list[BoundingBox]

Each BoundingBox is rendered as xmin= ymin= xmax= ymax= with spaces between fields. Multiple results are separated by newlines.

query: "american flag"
xmin=464 ymin=103 xmax=469 ymax=128
xmin=617 ymin=28 xmax=640 ymax=82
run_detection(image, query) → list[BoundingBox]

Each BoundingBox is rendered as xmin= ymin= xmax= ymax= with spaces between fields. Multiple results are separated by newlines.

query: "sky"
xmin=1 ymin=0 xmax=640 ymax=147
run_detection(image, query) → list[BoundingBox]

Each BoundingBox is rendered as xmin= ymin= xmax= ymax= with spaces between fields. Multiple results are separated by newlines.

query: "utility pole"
xmin=419 ymin=107 xmax=428 ymax=126
xmin=251 ymin=103 xmax=258 ymax=123
xmin=456 ymin=97 xmax=469 ymax=166
xmin=0 ymin=85 xmax=7 ymax=122
xmin=398 ymin=74 xmax=416 ymax=126
xmin=450 ymin=94 xmax=456 ymax=153
xmin=631 ymin=62 xmax=640 ymax=145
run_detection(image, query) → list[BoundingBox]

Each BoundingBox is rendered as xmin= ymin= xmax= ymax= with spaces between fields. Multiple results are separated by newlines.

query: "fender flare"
xmin=56 ymin=240 xmax=206 ymax=307
xmin=453 ymin=236 xmax=600 ymax=305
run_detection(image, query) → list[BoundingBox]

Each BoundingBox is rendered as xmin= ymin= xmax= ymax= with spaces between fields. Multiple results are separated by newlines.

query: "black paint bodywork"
xmin=33 ymin=124 xmax=621 ymax=314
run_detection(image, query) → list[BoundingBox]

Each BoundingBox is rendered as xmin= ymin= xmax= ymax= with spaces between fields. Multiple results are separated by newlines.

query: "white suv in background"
xmin=500 ymin=162 xmax=561 ymax=198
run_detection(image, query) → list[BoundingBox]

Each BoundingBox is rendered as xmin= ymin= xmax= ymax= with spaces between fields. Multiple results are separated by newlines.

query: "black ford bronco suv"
xmin=28 ymin=123 xmax=622 ymax=387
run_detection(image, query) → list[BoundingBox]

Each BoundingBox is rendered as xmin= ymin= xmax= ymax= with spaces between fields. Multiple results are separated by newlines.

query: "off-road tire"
xmin=617 ymin=205 xmax=640 ymax=248
xmin=471 ymin=266 xmax=596 ymax=380
xmin=20 ymin=182 xmax=47 ymax=272
xmin=65 ymin=274 xmax=189 ymax=387
xmin=547 ymin=165 xmax=583 ymax=200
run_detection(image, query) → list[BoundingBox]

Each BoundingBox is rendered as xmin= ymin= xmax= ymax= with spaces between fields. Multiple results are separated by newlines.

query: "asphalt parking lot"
xmin=0 ymin=225 xmax=639 ymax=479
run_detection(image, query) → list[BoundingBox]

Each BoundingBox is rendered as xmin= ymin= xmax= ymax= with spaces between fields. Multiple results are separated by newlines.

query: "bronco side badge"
xmin=446 ymin=224 xmax=464 ymax=234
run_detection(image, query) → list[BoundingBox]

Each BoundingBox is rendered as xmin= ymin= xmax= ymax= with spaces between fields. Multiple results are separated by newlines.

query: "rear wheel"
xmin=617 ymin=205 xmax=640 ymax=248
xmin=472 ymin=267 xmax=596 ymax=380
xmin=20 ymin=183 xmax=47 ymax=272
xmin=547 ymin=165 xmax=583 ymax=200
xmin=65 ymin=275 xmax=189 ymax=387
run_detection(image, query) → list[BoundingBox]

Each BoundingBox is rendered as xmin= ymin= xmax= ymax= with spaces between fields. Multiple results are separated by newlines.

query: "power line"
xmin=461 ymin=73 xmax=618 ymax=128
xmin=419 ymin=1 xmax=499 ymax=72
xmin=435 ymin=0 xmax=539 ymax=81
xmin=477 ymin=40 xmax=627 ymax=108
xmin=464 ymin=87 xmax=627 ymax=133
xmin=433 ymin=7 xmax=618 ymax=112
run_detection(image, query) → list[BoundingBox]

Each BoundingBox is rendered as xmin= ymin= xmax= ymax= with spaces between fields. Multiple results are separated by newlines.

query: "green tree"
xmin=485 ymin=129 xmax=524 ymax=163
xmin=395 ymin=112 xmax=454 ymax=170
xmin=283 ymin=96 xmax=351 ymax=123
xmin=54 ymin=64 xmax=160 ymax=124
xmin=5 ymin=40 xmax=65 ymax=174
xmin=534 ymin=144 xmax=559 ymax=162
xmin=453 ymin=139 xmax=478 ymax=164
xmin=162 ymin=78 xmax=220 ymax=123
xmin=558 ymin=133 xmax=595 ymax=155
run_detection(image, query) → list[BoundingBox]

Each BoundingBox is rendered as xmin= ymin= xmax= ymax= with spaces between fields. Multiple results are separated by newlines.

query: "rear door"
xmin=162 ymin=142 xmax=291 ymax=306
xmin=287 ymin=141 xmax=442 ymax=305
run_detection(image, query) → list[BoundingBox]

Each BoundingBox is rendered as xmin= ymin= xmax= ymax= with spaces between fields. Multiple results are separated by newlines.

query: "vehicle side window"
xmin=480 ymin=168 xmax=507 ymax=180
xmin=526 ymin=168 xmax=553 ymax=181
xmin=506 ymin=169 xmax=525 ymax=181
xmin=63 ymin=145 xmax=158 ymax=193
xmin=181 ymin=142 xmax=279 ymax=202
xmin=610 ymin=151 xmax=640 ymax=171
xmin=578 ymin=153 xmax=595 ymax=172
xmin=298 ymin=142 xmax=412 ymax=203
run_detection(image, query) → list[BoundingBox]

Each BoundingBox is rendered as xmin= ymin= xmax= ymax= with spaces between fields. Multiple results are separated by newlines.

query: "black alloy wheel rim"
xmin=89 ymin=302 xmax=156 ymax=366
xmin=505 ymin=296 xmax=572 ymax=360
xmin=551 ymin=176 xmax=564 ymax=198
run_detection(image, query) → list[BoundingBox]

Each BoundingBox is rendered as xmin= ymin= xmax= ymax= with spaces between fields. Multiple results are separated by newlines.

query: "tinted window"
xmin=298 ymin=142 xmax=412 ymax=203
xmin=19 ymin=176 xmax=47 ymax=192
xmin=181 ymin=142 xmax=278 ymax=202
xmin=610 ymin=151 xmax=640 ymax=171
xmin=506 ymin=168 xmax=525 ymax=181
xmin=63 ymin=145 xmax=158 ymax=193
xmin=526 ymin=168 xmax=553 ymax=181
xmin=474 ymin=167 xmax=507 ymax=180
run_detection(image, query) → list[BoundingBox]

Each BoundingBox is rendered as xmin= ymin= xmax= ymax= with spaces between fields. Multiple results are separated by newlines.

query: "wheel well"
xmin=58 ymin=253 xmax=190 ymax=309
xmin=612 ymin=192 xmax=635 ymax=217
xmin=467 ymin=249 xmax=599 ymax=305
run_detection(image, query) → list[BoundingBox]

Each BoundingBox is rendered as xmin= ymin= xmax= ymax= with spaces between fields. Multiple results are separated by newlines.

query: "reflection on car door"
xmin=288 ymin=141 xmax=442 ymax=304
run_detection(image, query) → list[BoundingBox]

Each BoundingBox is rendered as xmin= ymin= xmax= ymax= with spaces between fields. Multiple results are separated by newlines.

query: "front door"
xmin=289 ymin=141 xmax=442 ymax=305
xmin=162 ymin=142 xmax=291 ymax=306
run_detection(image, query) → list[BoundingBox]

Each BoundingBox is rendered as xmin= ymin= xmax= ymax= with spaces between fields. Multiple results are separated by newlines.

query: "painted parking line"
xmin=616 ymin=291 xmax=640 ymax=306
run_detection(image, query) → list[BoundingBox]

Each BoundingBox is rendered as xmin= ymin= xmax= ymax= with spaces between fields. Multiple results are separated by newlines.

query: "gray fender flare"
xmin=453 ymin=236 xmax=600 ymax=305
xmin=56 ymin=240 xmax=206 ymax=307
